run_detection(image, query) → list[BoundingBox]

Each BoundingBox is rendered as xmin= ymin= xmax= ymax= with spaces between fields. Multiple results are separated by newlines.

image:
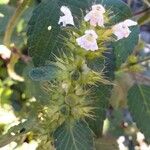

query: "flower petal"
xmin=58 ymin=6 xmax=74 ymax=27
xmin=113 ymin=22 xmax=132 ymax=40
xmin=84 ymin=4 xmax=105 ymax=27
xmin=85 ymin=30 xmax=98 ymax=39
xmin=60 ymin=6 xmax=72 ymax=16
xmin=92 ymin=4 xmax=105 ymax=14
xmin=76 ymin=30 xmax=98 ymax=51
xmin=123 ymin=19 xmax=137 ymax=27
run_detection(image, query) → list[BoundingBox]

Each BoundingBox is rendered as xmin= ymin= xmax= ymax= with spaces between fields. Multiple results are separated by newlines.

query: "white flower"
xmin=0 ymin=106 xmax=17 ymax=124
xmin=143 ymin=44 xmax=150 ymax=53
xmin=113 ymin=19 xmax=137 ymax=40
xmin=117 ymin=136 xmax=125 ymax=144
xmin=58 ymin=6 xmax=74 ymax=27
xmin=117 ymin=136 xmax=128 ymax=150
xmin=137 ymin=132 xmax=145 ymax=143
xmin=76 ymin=30 xmax=98 ymax=51
xmin=0 ymin=13 xmax=4 ymax=18
xmin=84 ymin=4 xmax=105 ymax=27
xmin=140 ymin=143 xmax=150 ymax=150
xmin=0 ymin=45 xmax=11 ymax=59
xmin=1 ymin=141 xmax=38 ymax=150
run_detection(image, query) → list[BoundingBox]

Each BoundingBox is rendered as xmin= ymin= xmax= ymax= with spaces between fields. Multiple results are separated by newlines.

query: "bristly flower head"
xmin=58 ymin=6 xmax=74 ymax=27
xmin=84 ymin=4 xmax=106 ymax=27
xmin=112 ymin=19 xmax=137 ymax=40
xmin=76 ymin=30 xmax=98 ymax=51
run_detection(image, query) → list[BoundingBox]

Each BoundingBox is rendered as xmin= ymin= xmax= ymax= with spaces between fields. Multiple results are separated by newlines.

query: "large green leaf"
xmin=27 ymin=0 xmax=63 ymax=66
xmin=98 ymin=0 xmax=132 ymax=24
xmin=128 ymin=84 xmax=150 ymax=138
xmin=113 ymin=26 xmax=139 ymax=69
xmin=27 ymin=0 xmax=132 ymax=67
xmin=54 ymin=121 xmax=94 ymax=150
xmin=87 ymin=50 xmax=115 ymax=137
xmin=88 ymin=85 xmax=113 ymax=137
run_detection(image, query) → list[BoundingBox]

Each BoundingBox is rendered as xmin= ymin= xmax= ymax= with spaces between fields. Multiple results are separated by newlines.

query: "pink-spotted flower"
xmin=84 ymin=4 xmax=106 ymax=27
xmin=112 ymin=19 xmax=137 ymax=40
xmin=58 ymin=6 xmax=74 ymax=27
xmin=76 ymin=30 xmax=98 ymax=51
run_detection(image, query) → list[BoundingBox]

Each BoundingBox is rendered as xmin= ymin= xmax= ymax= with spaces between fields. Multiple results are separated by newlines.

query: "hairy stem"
xmin=4 ymin=0 xmax=32 ymax=46
xmin=3 ymin=0 xmax=32 ymax=81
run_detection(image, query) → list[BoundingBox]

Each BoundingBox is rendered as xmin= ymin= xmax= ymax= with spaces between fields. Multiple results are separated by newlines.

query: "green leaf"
xmin=87 ymin=51 xmax=115 ymax=137
xmin=103 ymin=110 xmax=124 ymax=137
xmin=99 ymin=0 xmax=132 ymax=24
xmin=29 ymin=65 xmax=59 ymax=81
xmin=27 ymin=0 xmax=64 ymax=66
xmin=88 ymin=85 xmax=113 ymax=137
xmin=113 ymin=26 xmax=140 ymax=69
xmin=23 ymin=65 xmax=50 ymax=104
xmin=128 ymin=84 xmax=150 ymax=138
xmin=27 ymin=0 xmax=132 ymax=66
xmin=54 ymin=121 xmax=94 ymax=150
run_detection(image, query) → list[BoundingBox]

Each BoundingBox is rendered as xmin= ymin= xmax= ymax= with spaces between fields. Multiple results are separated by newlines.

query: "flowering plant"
xmin=0 ymin=0 xmax=149 ymax=150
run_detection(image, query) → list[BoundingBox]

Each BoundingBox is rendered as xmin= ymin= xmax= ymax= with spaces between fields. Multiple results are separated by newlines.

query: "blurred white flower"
xmin=137 ymin=132 xmax=145 ymax=143
xmin=117 ymin=136 xmax=128 ymax=150
xmin=117 ymin=136 xmax=125 ymax=144
xmin=16 ymin=141 xmax=38 ymax=150
xmin=84 ymin=4 xmax=105 ymax=27
xmin=1 ymin=141 xmax=38 ymax=150
xmin=123 ymin=19 xmax=138 ymax=26
xmin=0 ymin=45 xmax=11 ymax=59
xmin=0 ymin=142 xmax=17 ymax=150
xmin=112 ymin=19 xmax=137 ymax=40
xmin=136 ymin=132 xmax=150 ymax=150
xmin=58 ymin=6 xmax=74 ymax=27
xmin=0 ymin=13 xmax=4 ymax=18
xmin=76 ymin=30 xmax=98 ymax=51
xmin=143 ymin=44 xmax=150 ymax=53
xmin=0 ymin=107 xmax=17 ymax=124
xmin=140 ymin=143 xmax=150 ymax=150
